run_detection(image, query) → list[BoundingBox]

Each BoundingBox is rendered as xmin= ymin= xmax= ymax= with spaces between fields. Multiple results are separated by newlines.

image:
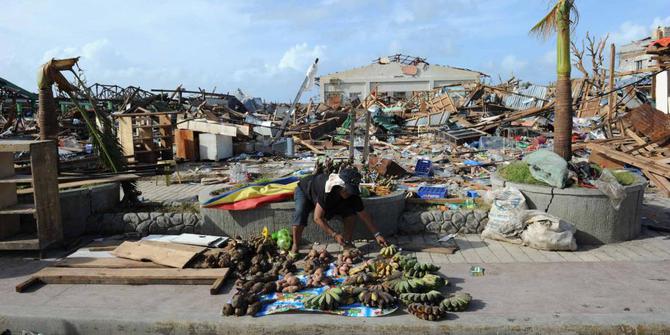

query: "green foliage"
xmin=498 ymin=161 xmax=548 ymax=185
xmin=612 ymin=171 xmax=637 ymax=186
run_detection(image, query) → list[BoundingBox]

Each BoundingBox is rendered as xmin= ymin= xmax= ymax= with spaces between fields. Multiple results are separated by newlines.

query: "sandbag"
xmin=481 ymin=186 xmax=528 ymax=243
xmin=522 ymin=149 xmax=568 ymax=188
xmin=520 ymin=210 xmax=577 ymax=251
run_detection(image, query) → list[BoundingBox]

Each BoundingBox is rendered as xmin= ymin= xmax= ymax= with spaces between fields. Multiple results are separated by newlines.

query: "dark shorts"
xmin=292 ymin=187 xmax=357 ymax=226
xmin=292 ymin=187 xmax=313 ymax=226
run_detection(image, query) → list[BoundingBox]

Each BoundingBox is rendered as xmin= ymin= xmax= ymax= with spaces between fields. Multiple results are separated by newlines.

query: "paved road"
xmin=1 ymin=230 xmax=669 ymax=334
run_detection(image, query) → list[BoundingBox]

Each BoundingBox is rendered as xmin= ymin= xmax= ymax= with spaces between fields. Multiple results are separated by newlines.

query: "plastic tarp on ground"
xmin=255 ymin=267 xmax=397 ymax=317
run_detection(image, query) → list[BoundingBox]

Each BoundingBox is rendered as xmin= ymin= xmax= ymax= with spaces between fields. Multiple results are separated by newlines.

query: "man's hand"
xmin=375 ymin=234 xmax=388 ymax=246
xmin=334 ymin=233 xmax=347 ymax=246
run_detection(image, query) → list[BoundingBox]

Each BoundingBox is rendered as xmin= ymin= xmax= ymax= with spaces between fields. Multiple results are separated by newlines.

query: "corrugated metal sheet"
xmin=503 ymin=85 xmax=548 ymax=110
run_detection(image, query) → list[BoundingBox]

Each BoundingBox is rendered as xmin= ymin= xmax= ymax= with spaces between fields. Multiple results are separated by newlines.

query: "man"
xmin=290 ymin=168 xmax=387 ymax=256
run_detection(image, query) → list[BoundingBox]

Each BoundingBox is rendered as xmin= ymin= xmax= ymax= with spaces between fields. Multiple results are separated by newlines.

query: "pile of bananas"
xmin=358 ymin=289 xmax=396 ymax=309
xmin=367 ymin=282 xmax=392 ymax=293
xmin=389 ymin=277 xmax=426 ymax=294
xmin=395 ymin=254 xmax=418 ymax=271
xmin=440 ymin=292 xmax=472 ymax=312
xmin=421 ymin=273 xmax=447 ymax=290
xmin=343 ymin=272 xmax=375 ymax=286
xmin=303 ymin=287 xmax=344 ymax=310
xmin=375 ymin=260 xmax=400 ymax=278
xmin=380 ymin=244 xmax=399 ymax=258
xmin=407 ymin=303 xmax=446 ymax=321
xmin=348 ymin=260 xmax=375 ymax=276
xmin=399 ymin=290 xmax=444 ymax=304
xmin=404 ymin=263 xmax=440 ymax=278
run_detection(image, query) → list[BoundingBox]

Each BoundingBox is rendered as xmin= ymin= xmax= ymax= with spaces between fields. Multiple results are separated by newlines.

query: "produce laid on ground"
xmin=219 ymin=237 xmax=474 ymax=320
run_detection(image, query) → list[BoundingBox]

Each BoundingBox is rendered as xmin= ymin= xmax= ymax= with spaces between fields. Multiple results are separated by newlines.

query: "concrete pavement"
xmin=2 ymin=230 xmax=670 ymax=334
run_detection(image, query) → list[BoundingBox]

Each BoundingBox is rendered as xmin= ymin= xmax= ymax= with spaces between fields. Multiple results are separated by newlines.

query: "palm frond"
xmin=65 ymin=73 xmax=140 ymax=204
xmin=530 ymin=1 xmax=560 ymax=39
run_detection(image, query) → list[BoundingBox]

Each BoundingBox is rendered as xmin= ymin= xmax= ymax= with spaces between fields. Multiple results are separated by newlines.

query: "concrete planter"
xmin=491 ymin=173 xmax=646 ymax=244
xmin=199 ymin=191 xmax=406 ymax=243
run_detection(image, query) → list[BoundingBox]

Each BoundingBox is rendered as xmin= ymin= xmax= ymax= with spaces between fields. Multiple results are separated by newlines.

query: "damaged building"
xmin=318 ymin=54 xmax=483 ymax=106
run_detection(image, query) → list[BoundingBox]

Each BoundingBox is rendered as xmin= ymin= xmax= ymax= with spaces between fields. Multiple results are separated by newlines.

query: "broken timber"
xmin=16 ymin=267 xmax=229 ymax=294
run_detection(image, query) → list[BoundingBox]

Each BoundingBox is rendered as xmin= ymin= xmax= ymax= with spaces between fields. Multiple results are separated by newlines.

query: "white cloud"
xmin=651 ymin=16 xmax=670 ymax=30
xmin=611 ymin=21 xmax=648 ymax=44
xmin=501 ymin=55 xmax=527 ymax=74
xmin=278 ymin=43 xmax=325 ymax=71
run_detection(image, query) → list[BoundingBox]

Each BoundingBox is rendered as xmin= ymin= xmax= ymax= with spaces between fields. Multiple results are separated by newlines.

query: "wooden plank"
xmin=293 ymin=137 xmax=324 ymax=155
xmin=112 ymin=240 xmax=205 ymax=268
xmin=117 ymin=117 xmax=135 ymax=157
xmin=0 ymin=153 xmax=20 ymax=238
xmin=588 ymin=143 xmax=670 ymax=177
xmin=0 ymin=203 xmax=36 ymax=214
xmin=643 ymin=170 xmax=670 ymax=197
xmin=16 ymin=267 xmax=229 ymax=292
xmin=0 ymin=174 xmax=32 ymax=184
xmin=0 ymin=235 xmax=40 ymax=250
xmin=0 ymin=140 xmax=51 ymax=152
xmin=55 ymin=257 xmax=167 ymax=268
xmin=210 ymin=277 xmax=226 ymax=295
xmin=29 ymin=141 xmax=62 ymax=249
xmin=16 ymin=174 xmax=140 ymax=195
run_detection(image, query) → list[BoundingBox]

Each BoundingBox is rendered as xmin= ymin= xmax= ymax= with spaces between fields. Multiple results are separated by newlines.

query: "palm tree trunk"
xmin=38 ymin=87 xmax=58 ymax=141
xmin=554 ymin=0 xmax=573 ymax=161
xmin=554 ymin=75 xmax=572 ymax=160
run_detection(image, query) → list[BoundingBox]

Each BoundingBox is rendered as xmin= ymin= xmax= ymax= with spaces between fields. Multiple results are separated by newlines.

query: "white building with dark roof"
xmin=317 ymin=54 xmax=483 ymax=104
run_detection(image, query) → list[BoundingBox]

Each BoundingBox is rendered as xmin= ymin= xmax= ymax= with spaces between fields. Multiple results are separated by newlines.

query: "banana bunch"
xmin=399 ymin=290 xmax=444 ymax=304
xmin=379 ymin=244 xmax=399 ymax=258
xmin=367 ymin=282 xmax=392 ymax=293
xmin=404 ymin=263 xmax=440 ymax=278
xmin=375 ymin=260 xmax=399 ymax=278
xmin=407 ymin=303 xmax=445 ymax=321
xmin=439 ymin=292 xmax=472 ymax=312
xmin=389 ymin=277 xmax=425 ymax=294
xmin=421 ymin=273 xmax=447 ymax=290
xmin=303 ymin=287 xmax=344 ymax=310
xmin=348 ymin=260 xmax=375 ymax=276
xmin=396 ymin=255 xmax=417 ymax=271
xmin=344 ymin=272 xmax=375 ymax=286
xmin=358 ymin=289 xmax=396 ymax=308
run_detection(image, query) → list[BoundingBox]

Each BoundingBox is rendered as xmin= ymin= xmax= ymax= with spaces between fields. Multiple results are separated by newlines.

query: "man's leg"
xmin=291 ymin=187 xmax=310 ymax=254
xmin=291 ymin=225 xmax=304 ymax=254
xmin=342 ymin=215 xmax=356 ymax=244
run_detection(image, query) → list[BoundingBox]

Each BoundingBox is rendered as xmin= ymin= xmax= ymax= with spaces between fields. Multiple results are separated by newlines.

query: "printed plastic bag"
xmin=520 ymin=210 xmax=577 ymax=251
xmin=594 ymin=169 xmax=626 ymax=210
xmin=481 ymin=186 xmax=528 ymax=243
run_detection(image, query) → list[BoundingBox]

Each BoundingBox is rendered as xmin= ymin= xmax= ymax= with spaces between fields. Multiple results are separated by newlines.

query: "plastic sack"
xmin=481 ymin=186 xmax=528 ymax=243
xmin=522 ymin=149 xmax=568 ymax=188
xmin=520 ymin=210 xmax=577 ymax=251
xmin=594 ymin=169 xmax=626 ymax=210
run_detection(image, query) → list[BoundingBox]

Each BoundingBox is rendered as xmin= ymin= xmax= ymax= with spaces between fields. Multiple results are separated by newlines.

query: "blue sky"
xmin=1 ymin=0 xmax=669 ymax=101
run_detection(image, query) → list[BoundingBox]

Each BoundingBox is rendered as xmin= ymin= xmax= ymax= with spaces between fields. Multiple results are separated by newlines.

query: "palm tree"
xmin=530 ymin=0 xmax=579 ymax=161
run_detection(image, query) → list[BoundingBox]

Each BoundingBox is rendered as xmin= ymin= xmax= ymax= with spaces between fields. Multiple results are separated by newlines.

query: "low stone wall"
xmin=399 ymin=209 xmax=489 ymax=235
xmin=86 ymin=211 xmax=203 ymax=235
xmin=199 ymin=191 xmax=407 ymax=243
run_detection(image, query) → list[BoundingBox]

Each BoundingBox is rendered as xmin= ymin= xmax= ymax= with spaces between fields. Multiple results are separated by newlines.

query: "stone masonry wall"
xmin=399 ymin=209 xmax=488 ymax=235
xmin=86 ymin=212 xmax=203 ymax=236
